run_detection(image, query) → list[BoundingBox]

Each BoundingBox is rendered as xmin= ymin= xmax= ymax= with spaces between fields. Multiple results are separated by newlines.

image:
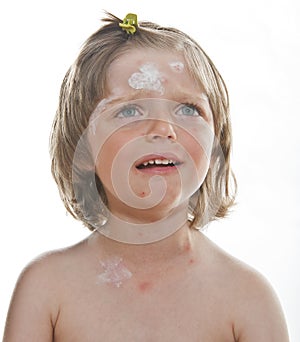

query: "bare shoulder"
xmin=3 ymin=238 xmax=89 ymax=342
xmin=14 ymin=238 xmax=89 ymax=289
xmin=13 ymin=237 xmax=90 ymax=298
xmin=200 ymin=233 xmax=289 ymax=341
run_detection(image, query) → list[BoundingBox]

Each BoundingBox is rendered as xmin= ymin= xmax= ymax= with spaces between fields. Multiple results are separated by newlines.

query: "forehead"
xmin=105 ymin=48 xmax=204 ymax=98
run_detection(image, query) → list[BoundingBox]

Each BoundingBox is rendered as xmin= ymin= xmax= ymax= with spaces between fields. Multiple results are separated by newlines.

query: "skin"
xmin=89 ymin=49 xmax=214 ymax=224
xmin=3 ymin=49 xmax=289 ymax=341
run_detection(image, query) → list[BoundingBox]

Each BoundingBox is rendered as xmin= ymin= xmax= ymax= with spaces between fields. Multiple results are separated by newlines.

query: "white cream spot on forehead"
xmin=128 ymin=63 xmax=164 ymax=95
xmin=169 ymin=61 xmax=184 ymax=73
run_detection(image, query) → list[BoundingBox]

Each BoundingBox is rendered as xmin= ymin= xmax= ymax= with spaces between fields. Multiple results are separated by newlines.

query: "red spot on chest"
xmin=183 ymin=241 xmax=191 ymax=252
xmin=138 ymin=281 xmax=152 ymax=292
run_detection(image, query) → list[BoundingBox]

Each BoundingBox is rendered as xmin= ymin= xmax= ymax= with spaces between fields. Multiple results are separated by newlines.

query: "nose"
xmin=145 ymin=118 xmax=177 ymax=142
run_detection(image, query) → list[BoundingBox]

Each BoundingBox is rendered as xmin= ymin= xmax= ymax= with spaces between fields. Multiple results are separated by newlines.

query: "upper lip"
xmin=134 ymin=153 xmax=182 ymax=168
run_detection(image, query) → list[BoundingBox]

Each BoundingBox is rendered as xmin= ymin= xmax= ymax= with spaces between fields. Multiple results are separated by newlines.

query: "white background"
xmin=0 ymin=0 xmax=299 ymax=340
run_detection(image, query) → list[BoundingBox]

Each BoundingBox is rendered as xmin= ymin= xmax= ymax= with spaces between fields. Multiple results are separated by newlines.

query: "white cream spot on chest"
xmin=97 ymin=257 xmax=132 ymax=288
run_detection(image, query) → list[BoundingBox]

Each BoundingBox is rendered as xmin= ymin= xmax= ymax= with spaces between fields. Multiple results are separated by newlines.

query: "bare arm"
xmin=3 ymin=256 xmax=59 ymax=341
xmin=233 ymin=271 xmax=289 ymax=342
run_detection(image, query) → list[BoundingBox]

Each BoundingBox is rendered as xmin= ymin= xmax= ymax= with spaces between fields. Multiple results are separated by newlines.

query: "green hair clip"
xmin=119 ymin=13 xmax=138 ymax=34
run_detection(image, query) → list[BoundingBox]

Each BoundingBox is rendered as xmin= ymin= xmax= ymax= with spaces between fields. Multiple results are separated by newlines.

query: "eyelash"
xmin=114 ymin=102 xmax=204 ymax=119
xmin=115 ymin=105 xmax=142 ymax=118
xmin=177 ymin=102 xmax=204 ymax=117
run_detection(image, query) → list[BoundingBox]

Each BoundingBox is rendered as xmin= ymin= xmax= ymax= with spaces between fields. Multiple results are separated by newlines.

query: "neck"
xmin=96 ymin=202 xmax=189 ymax=245
xmin=88 ymin=202 xmax=203 ymax=282
xmin=89 ymin=221 xmax=203 ymax=278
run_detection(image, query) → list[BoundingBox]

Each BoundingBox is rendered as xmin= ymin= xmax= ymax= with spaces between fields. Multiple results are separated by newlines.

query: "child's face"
xmin=88 ymin=48 xmax=214 ymax=220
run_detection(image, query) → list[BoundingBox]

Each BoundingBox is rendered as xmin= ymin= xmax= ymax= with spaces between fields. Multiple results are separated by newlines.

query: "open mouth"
xmin=136 ymin=158 xmax=182 ymax=170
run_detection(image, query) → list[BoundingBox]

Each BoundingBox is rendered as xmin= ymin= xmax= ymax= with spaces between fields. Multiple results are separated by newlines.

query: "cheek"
xmin=95 ymin=133 xmax=130 ymax=189
xmin=181 ymin=126 xmax=213 ymax=164
xmin=95 ymin=148 xmax=113 ymax=193
xmin=179 ymin=127 xmax=214 ymax=188
xmin=95 ymin=127 xmax=147 ymax=200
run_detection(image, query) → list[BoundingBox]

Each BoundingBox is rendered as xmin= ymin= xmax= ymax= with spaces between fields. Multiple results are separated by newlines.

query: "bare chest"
xmin=54 ymin=276 xmax=236 ymax=342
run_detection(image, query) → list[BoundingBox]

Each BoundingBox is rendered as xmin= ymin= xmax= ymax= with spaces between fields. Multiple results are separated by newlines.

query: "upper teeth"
xmin=142 ymin=159 xmax=175 ymax=166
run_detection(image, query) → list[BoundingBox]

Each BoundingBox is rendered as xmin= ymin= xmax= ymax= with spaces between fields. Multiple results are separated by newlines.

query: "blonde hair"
xmin=50 ymin=12 xmax=236 ymax=231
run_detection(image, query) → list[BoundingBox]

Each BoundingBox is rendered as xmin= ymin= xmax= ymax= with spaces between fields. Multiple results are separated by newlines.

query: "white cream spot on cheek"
xmin=97 ymin=257 xmax=132 ymax=288
xmin=169 ymin=61 xmax=184 ymax=73
xmin=128 ymin=63 xmax=164 ymax=94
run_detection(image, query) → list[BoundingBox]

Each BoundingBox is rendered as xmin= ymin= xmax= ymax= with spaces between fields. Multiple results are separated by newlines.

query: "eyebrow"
xmin=104 ymin=89 xmax=209 ymax=107
xmin=96 ymin=90 xmax=213 ymax=123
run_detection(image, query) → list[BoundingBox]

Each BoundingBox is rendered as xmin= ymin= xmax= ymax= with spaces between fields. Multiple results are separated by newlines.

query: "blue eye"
xmin=176 ymin=104 xmax=201 ymax=117
xmin=116 ymin=105 xmax=141 ymax=118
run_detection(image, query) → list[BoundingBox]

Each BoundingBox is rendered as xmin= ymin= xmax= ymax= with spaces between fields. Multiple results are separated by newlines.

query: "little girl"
xmin=3 ymin=12 xmax=289 ymax=341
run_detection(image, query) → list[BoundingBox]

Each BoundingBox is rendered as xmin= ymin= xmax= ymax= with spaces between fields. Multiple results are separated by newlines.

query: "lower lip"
xmin=135 ymin=165 xmax=181 ymax=174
